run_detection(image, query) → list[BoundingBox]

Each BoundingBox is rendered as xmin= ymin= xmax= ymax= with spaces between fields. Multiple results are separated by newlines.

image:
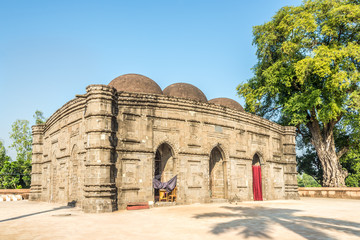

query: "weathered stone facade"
xmin=30 ymin=74 xmax=299 ymax=213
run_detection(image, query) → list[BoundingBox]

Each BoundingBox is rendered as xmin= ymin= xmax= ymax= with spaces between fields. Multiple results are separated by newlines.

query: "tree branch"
xmin=296 ymin=127 xmax=307 ymax=139
xmin=337 ymin=146 xmax=349 ymax=159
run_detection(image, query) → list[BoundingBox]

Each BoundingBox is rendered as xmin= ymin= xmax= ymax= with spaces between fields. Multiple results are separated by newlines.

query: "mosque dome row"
xmin=108 ymin=73 xmax=245 ymax=112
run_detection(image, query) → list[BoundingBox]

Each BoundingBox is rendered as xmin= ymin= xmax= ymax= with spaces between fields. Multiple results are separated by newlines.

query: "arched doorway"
xmin=154 ymin=143 xmax=175 ymax=201
xmin=209 ymin=147 xmax=226 ymax=199
xmin=252 ymin=153 xmax=263 ymax=201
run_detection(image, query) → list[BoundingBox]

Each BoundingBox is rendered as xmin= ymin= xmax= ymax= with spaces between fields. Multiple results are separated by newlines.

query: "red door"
xmin=252 ymin=165 xmax=263 ymax=201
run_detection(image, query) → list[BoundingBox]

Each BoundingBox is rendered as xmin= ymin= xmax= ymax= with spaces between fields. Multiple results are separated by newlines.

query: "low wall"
xmin=298 ymin=187 xmax=360 ymax=200
xmin=0 ymin=189 xmax=30 ymax=199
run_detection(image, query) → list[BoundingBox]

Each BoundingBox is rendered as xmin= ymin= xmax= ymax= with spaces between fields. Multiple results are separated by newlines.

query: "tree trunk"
xmin=307 ymin=120 xmax=348 ymax=187
xmin=313 ymin=142 xmax=348 ymax=187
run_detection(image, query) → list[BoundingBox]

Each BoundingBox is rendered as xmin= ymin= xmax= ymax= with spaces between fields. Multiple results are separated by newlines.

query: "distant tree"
xmin=0 ymin=109 xmax=46 ymax=189
xmin=9 ymin=120 xmax=32 ymax=162
xmin=297 ymin=140 xmax=323 ymax=185
xmin=237 ymin=0 xmax=360 ymax=187
xmin=33 ymin=110 xmax=46 ymax=124
xmin=297 ymin=173 xmax=322 ymax=187
xmin=297 ymin=174 xmax=305 ymax=187
xmin=0 ymin=140 xmax=22 ymax=189
xmin=0 ymin=160 xmax=23 ymax=189
xmin=0 ymin=140 xmax=10 ymax=165
xmin=7 ymin=120 xmax=32 ymax=188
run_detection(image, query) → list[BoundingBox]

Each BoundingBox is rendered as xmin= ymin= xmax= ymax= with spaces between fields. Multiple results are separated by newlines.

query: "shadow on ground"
xmin=193 ymin=205 xmax=360 ymax=240
xmin=0 ymin=203 xmax=75 ymax=223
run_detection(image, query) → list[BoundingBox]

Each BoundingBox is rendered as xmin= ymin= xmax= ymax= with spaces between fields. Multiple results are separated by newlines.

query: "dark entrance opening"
xmin=209 ymin=147 xmax=225 ymax=199
xmin=154 ymin=143 xmax=175 ymax=202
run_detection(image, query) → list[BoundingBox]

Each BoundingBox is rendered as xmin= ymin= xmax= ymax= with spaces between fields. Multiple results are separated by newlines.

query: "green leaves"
xmin=0 ymin=141 xmax=10 ymax=166
xmin=238 ymin=0 xmax=360 ymax=124
xmin=9 ymin=120 xmax=32 ymax=163
xmin=297 ymin=173 xmax=322 ymax=187
xmin=0 ymin=140 xmax=26 ymax=189
xmin=340 ymin=148 xmax=360 ymax=186
xmin=33 ymin=110 xmax=46 ymax=125
xmin=0 ymin=111 xmax=44 ymax=189
xmin=238 ymin=0 xmax=360 ymax=186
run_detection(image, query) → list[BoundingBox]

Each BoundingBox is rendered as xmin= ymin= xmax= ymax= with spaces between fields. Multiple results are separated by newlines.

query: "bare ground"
xmin=1 ymin=198 xmax=360 ymax=240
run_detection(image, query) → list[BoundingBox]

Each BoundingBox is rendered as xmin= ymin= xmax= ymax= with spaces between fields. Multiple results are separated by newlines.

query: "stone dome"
xmin=209 ymin=98 xmax=245 ymax=112
xmin=108 ymin=74 xmax=163 ymax=95
xmin=163 ymin=83 xmax=208 ymax=103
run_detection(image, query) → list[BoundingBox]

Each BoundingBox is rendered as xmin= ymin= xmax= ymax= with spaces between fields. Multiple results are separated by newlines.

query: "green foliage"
xmin=0 ymin=119 xmax=33 ymax=189
xmin=0 ymin=140 xmax=23 ymax=189
xmin=238 ymin=0 xmax=360 ymax=125
xmin=0 ymin=110 xmax=45 ymax=189
xmin=0 ymin=140 xmax=10 ymax=165
xmin=297 ymin=175 xmax=304 ymax=187
xmin=0 ymin=160 xmax=22 ymax=189
xmin=33 ymin=110 xmax=46 ymax=125
xmin=297 ymin=140 xmax=324 ymax=184
xmin=9 ymin=120 xmax=32 ymax=163
xmin=237 ymin=0 xmax=360 ymax=186
xmin=8 ymin=120 xmax=32 ymax=188
xmin=297 ymin=173 xmax=322 ymax=187
xmin=340 ymin=148 xmax=360 ymax=186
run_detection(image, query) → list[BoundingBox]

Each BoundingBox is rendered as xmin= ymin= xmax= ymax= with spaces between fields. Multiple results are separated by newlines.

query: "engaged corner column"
xmin=83 ymin=84 xmax=117 ymax=213
xmin=283 ymin=126 xmax=299 ymax=200
xmin=30 ymin=124 xmax=45 ymax=201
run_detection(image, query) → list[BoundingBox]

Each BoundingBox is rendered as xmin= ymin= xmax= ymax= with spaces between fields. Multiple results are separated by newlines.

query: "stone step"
xmin=210 ymin=198 xmax=228 ymax=203
xmin=126 ymin=202 xmax=150 ymax=210
xmin=154 ymin=201 xmax=177 ymax=207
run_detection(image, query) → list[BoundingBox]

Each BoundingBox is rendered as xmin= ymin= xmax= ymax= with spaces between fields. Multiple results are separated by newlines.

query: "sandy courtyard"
xmin=1 ymin=198 xmax=360 ymax=240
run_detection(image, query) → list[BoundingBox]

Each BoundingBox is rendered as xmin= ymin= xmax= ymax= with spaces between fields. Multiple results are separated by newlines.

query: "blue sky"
xmin=0 ymin=0 xmax=302 ymax=159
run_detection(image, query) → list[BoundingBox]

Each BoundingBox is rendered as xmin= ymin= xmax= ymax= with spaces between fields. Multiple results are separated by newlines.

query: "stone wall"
xmin=0 ymin=189 xmax=30 ymax=199
xmin=298 ymin=187 xmax=360 ymax=199
xmin=30 ymin=84 xmax=299 ymax=213
xmin=30 ymin=93 xmax=88 ymax=207
xmin=115 ymin=92 xmax=299 ymax=208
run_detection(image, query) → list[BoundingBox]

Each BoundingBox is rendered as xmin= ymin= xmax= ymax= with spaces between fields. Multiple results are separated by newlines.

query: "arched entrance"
xmin=209 ymin=147 xmax=226 ymax=199
xmin=154 ymin=143 xmax=175 ymax=201
xmin=252 ymin=153 xmax=263 ymax=201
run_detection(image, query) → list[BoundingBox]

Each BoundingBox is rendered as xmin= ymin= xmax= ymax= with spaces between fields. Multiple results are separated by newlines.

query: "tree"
xmin=237 ymin=0 xmax=360 ymax=187
xmin=0 ymin=159 xmax=23 ymax=189
xmin=0 ymin=111 xmax=45 ymax=189
xmin=297 ymin=136 xmax=324 ymax=185
xmin=33 ymin=110 xmax=46 ymax=124
xmin=297 ymin=173 xmax=322 ymax=187
xmin=0 ymin=140 xmax=23 ymax=189
xmin=8 ymin=120 xmax=32 ymax=188
xmin=0 ymin=140 xmax=10 ymax=166
xmin=9 ymin=120 xmax=32 ymax=162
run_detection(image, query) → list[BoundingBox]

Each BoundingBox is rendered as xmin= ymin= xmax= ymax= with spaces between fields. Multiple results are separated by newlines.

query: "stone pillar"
xmin=30 ymin=124 xmax=45 ymax=201
xmin=83 ymin=85 xmax=117 ymax=213
xmin=282 ymin=126 xmax=300 ymax=200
